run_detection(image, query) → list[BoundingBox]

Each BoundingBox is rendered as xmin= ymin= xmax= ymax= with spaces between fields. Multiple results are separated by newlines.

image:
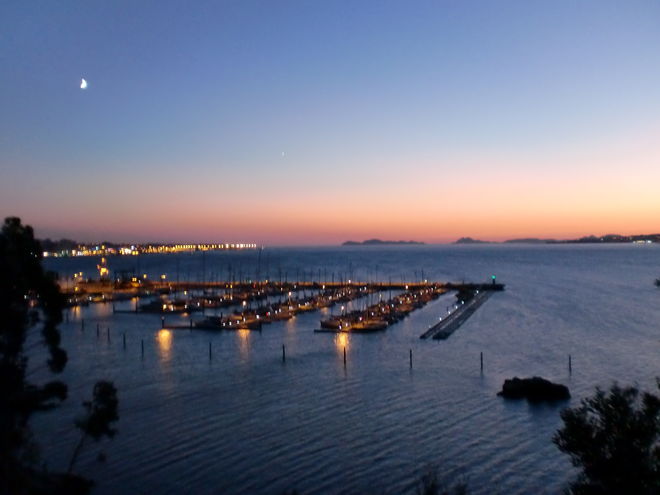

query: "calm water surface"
xmin=31 ymin=245 xmax=660 ymax=494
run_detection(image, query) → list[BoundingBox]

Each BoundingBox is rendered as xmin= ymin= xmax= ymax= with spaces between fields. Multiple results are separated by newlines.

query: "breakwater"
xmin=420 ymin=289 xmax=495 ymax=340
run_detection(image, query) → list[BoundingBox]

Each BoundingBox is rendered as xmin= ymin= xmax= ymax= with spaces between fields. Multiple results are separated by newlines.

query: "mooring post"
xmin=112 ymin=303 xmax=116 ymax=314
xmin=122 ymin=332 xmax=126 ymax=349
xmin=190 ymin=319 xmax=193 ymax=330
xmin=106 ymin=327 xmax=110 ymax=343
xmin=96 ymin=324 xmax=99 ymax=338
xmin=480 ymin=352 xmax=483 ymax=372
xmin=141 ymin=339 xmax=144 ymax=358
xmin=343 ymin=346 xmax=347 ymax=367
xmin=409 ymin=349 xmax=413 ymax=369
xmin=209 ymin=342 xmax=212 ymax=360
xmin=161 ymin=316 xmax=165 ymax=329
xmin=135 ymin=299 xmax=138 ymax=313
xmin=568 ymin=354 xmax=572 ymax=374
xmin=282 ymin=344 xmax=286 ymax=363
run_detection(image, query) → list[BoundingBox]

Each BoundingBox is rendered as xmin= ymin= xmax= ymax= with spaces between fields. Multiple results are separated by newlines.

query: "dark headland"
xmin=342 ymin=239 xmax=425 ymax=246
xmin=454 ymin=237 xmax=491 ymax=244
xmin=454 ymin=233 xmax=660 ymax=244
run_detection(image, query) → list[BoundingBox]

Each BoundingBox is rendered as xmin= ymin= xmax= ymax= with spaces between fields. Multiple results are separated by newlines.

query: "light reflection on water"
xmin=157 ymin=329 xmax=172 ymax=362
xmin=237 ymin=328 xmax=250 ymax=362
xmin=334 ymin=332 xmax=350 ymax=353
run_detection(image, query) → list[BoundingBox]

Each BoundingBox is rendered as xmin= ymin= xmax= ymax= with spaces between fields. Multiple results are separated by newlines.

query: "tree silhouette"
xmin=553 ymin=382 xmax=660 ymax=494
xmin=0 ymin=217 xmax=118 ymax=494
xmin=415 ymin=465 xmax=468 ymax=495
xmin=68 ymin=381 xmax=119 ymax=474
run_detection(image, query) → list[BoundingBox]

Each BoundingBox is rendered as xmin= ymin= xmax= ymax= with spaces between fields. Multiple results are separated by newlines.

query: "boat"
xmin=351 ymin=319 xmax=388 ymax=332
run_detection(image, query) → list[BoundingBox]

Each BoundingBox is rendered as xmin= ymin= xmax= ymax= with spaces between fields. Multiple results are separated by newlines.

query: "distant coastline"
xmin=454 ymin=234 xmax=660 ymax=244
xmin=342 ymin=239 xmax=425 ymax=246
xmin=454 ymin=237 xmax=492 ymax=244
xmin=38 ymin=238 xmax=257 ymax=257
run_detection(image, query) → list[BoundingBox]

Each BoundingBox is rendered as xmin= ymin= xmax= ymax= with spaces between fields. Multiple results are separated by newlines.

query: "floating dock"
xmin=420 ymin=290 xmax=494 ymax=340
xmin=314 ymin=285 xmax=446 ymax=334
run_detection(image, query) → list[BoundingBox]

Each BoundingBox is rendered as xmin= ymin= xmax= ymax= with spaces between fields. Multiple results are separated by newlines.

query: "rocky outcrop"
xmin=497 ymin=376 xmax=570 ymax=401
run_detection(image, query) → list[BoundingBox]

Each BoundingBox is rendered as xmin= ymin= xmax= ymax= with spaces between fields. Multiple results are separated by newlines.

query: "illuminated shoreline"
xmin=43 ymin=242 xmax=258 ymax=258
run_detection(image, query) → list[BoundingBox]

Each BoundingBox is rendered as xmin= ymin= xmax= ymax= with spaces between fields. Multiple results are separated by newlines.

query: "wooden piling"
xmin=568 ymin=354 xmax=572 ymax=374
xmin=282 ymin=344 xmax=286 ymax=363
xmin=96 ymin=324 xmax=99 ymax=338
xmin=409 ymin=349 xmax=413 ymax=369
xmin=141 ymin=339 xmax=144 ymax=358
xmin=122 ymin=332 xmax=126 ymax=349
xmin=106 ymin=327 xmax=110 ymax=343
xmin=161 ymin=316 xmax=165 ymax=329
xmin=209 ymin=342 xmax=212 ymax=360
xmin=81 ymin=319 xmax=85 ymax=331
xmin=480 ymin=352 xmax=483 ymax=372
xmin=343 ymin=347 xmax=347 ymax=366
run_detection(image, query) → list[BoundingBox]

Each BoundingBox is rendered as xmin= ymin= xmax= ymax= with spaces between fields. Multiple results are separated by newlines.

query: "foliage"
xmin=553 ymin=381 xmax=660 ymax=495
xmin=0 ymin=217 xmax=118 ymax=494
xmin=68 ymin=381 xmax=119 ymax=473
xmin=416 ymin=466 xmax=468 ymax=495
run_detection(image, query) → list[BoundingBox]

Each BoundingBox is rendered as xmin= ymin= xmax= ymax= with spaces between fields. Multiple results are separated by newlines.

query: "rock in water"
xmin=497 ymin=376 xmax=570 ymax=401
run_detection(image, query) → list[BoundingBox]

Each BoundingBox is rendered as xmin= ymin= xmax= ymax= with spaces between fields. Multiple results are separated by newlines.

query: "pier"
xmin=420 ymin=289 xmax=495 ymax=340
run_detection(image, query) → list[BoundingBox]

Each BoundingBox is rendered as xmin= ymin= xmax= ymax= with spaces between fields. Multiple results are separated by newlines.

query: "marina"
xmin=315 ymin=285 xmax=447 ymax=333
xmin=62 ymin=276 xmax=504 ymax=336
xmin=33 ymin=245 xmax=660 ymax=495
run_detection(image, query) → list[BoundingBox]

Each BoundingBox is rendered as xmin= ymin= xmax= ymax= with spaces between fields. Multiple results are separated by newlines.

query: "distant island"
xmin=342 ymin=239 xmax=425 ymax=246
xmin=503 ymin=238 xmax=556 ymax=244
xmin=454 ymin=234 xmax=660 ymax=244
xmin=454 ymin=237 xmax=491 ymax=244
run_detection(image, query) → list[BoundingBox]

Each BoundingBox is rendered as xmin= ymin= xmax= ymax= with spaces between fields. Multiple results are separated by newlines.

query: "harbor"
xmin=35 ymin=244 xmax=660 ymax=495
xmin=315 ymin=285 xmax=447 ymax=333
xmin=62 ymin=276 xmax=504 ymax=336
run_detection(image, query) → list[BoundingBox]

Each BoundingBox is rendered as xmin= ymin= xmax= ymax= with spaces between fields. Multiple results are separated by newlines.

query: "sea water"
xmin=30 ymin=244 xmax=660 ymax=494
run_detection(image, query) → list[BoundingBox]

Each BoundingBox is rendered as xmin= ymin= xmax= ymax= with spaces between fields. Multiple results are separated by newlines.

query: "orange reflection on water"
xmin=157 ymin=329 xmax=172 ymax=362
xmin=237 ymin=328 xmax=250 ymax=360
xmin=285 ymin=315 xmax=297 ymax=334
xmin=334 ymin=332 xmax=350 ymax=353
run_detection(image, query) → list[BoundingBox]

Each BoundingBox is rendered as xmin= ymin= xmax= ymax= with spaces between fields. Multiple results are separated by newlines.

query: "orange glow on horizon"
xmin=21 ymin=129 xmax=660 ymax=245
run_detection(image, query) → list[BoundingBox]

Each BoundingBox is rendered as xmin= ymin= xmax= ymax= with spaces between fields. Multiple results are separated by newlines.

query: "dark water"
xmin=31 ymin=244 xmax=660 ymax=494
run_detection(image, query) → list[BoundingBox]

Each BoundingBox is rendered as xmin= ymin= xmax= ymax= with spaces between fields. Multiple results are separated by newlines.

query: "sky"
xmin=1 ymin=0 xmax=659 ymax=245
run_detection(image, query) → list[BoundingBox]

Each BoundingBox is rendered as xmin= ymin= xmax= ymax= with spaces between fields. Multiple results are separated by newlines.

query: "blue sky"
xmin=2 ymin=1 xmax=659 ymax=243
